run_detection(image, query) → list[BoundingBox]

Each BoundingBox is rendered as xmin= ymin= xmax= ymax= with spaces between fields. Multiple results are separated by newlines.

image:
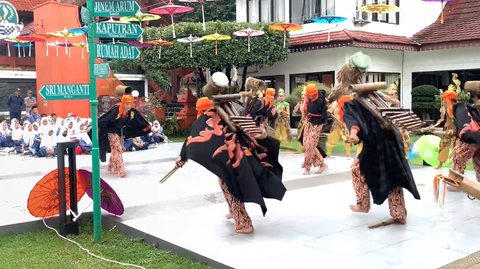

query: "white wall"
xmin=401 ymin=47 xmax=480 ymax=109
xmin=237 ymin=0 xmax=442 ymax=38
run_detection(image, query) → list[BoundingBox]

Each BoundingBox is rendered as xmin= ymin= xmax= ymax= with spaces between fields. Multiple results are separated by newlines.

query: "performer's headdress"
xmin=196 ymin=97 xmax=214 ymax=118
xmin=278 ymin=88 xmax=285 ymax=96
xmin=118 ymin=95 xmax=135 ymax=117
xmin=305 ymin=83 xmax=319 ymax=111
xmin=264 ymin=88 xmax=276 ymax=108
xmin=349 ymin=51 xmax=371 ymax=72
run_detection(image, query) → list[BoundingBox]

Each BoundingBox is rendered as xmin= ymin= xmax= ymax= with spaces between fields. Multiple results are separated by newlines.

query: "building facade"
xmin=236 ymin=0 xmax=480 ymax=108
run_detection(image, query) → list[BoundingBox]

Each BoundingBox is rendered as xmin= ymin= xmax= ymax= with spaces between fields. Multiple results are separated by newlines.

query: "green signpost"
xmin=88 ymin=0 xmax=143 ymax=242
xmin=39 ymin=84 xmax=90 ymax=100
xmin=94 ymin=22 xmax=143 ymax=39
xmin=93 ymin=0 xmax=140 ymax=17
xmin=94 ymin=63 xmax=110 ymax=79
xmin=96 ymin=43 xmax=140 ymax=60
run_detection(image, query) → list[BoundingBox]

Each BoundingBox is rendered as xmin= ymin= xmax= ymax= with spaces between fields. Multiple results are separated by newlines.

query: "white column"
xmin=144 ymin=78 xmax=149 ymax=98
xmin=284 ymin=73 xmax=290 ymax=95
xmin=236 ymin=0 xmax=247 ymax=22
xmin=284 ymin=0 xmax=290 ymax=22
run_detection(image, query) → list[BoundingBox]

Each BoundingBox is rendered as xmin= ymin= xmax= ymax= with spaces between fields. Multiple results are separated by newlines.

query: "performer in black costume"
xmin=98 ymin=95 xmax=151 ymax=177
xmin=175 ymin=73 xmax=286 ymax=234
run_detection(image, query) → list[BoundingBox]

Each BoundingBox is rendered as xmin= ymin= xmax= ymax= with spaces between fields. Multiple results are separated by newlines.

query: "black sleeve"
xmin=179 ymin=139 xmax=187 ymax=161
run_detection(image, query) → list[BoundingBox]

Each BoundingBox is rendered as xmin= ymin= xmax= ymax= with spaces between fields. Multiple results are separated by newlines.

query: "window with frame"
xmin=356 ymin=0 xmax=400 ymax=25
xmin=290 ymin=0 xmax=335 ymax=24
xmin=248 ymin=0 xmax=284 ymax=22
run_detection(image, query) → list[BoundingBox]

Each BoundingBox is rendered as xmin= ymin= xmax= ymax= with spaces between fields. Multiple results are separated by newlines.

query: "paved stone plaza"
xmin=1 ymin=143 xmax=479 ymax=269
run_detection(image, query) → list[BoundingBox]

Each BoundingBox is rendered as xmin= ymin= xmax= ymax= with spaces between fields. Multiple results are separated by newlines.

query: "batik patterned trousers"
xmin=351 ymin=158 xmax=407 ymax=221
xmin=452 ymin=140 xmax=480 ymax=181
xmin=219 ymin=179 xmax=253 ymax=232
xmin=108 ymin=133 xmax=126 ymax=176
xmin=302 ymin=122 xmax=324 ymax=170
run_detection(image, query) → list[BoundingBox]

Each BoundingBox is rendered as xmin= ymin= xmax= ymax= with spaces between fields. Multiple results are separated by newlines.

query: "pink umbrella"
xmin=233 ymin=28 xmax=265 ymax=52
xmin=149 ymin=1 xmax=194 ymax=39
xmin=178 ymin=0 xmax=218 ymax=31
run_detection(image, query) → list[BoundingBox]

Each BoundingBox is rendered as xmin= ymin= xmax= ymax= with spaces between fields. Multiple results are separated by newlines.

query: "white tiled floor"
xmin=1 ymin=143 xmax=480 ymax=268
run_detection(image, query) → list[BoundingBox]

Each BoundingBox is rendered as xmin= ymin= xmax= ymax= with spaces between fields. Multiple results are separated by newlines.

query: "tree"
xmin=179 ymin=0 xmax=236 ymax=23
xmin=141 ymin=21 xmax=289 ymax=89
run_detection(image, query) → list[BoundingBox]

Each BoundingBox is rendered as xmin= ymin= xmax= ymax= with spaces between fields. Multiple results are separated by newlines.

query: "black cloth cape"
xmin=453 ymin=103 xmax=480 ymax=144
xmin=98 ymin=106 xmax=151 ymax=162
xmin=306 ymin=90 xmax=328 ymax=126
xmin=180 ymin=111 xmax=286 ymax=215
xmin=343 ymin=100 xmax=420 ymax=205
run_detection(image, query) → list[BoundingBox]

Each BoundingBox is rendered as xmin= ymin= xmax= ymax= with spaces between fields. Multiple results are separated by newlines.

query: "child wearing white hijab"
xmin=11 ymin=119 xmax=23 ymax=154
xmin=39 ymin=126 xmax=57 ymax=157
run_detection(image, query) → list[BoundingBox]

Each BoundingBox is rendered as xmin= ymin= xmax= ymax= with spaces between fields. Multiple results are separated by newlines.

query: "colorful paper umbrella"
xmin=5 ymin=38 xmax=31 ymax=57
xmin=57 ymin=42 xmax=74 ymax=58
xmin=128 ymin=40 xmax=153 ymax=48
xmin=119 ymin=12 xmax=161 ymax=43
xmin=269 ymin=23 xmax=302 ymax=48
xmin=312 ymin=15 xmax=348 ymax=42
xmin=72 ymin=42 xmax=88 ymax=59
xmin=46 ymin=41 xmax=62 ymax=57
xmin=178 ymin=0 xmax=218 ymax=31
xmin=46 ymin=27 xmax=83 ymax=54
xmin=177 ymin=34 xmax=203 ymax=57
xmin=27 ymin=168 xmax=88 ymax=218
xmin=149 ymin=1 xmax=194 ymax=39
xmin=421 ymin=0 xmax=452 ymax=24
xmin=17 ymin=35 xmax=47 ymax=56
xmin=147 ymin=39 xmax=173 ymax=58
xmin=68 ymin=24 xmax=89 ymax=35
xmin=360 ymin=4 xmax=399 ymax=13
xmin=233 ymin=28 xmax=264 ymax=52
xmin=12 ymin=42 xmax=33 ymax=57
xmin=77 ymin=169 xmax=124 ymax=216
xmin=202 ymin=32 xmax=231 ymax=55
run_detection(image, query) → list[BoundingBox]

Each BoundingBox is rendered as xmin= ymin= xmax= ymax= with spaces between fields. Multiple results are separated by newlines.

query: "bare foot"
xmin=394 ymin=218 xmax=407 ymax=225
xmin=225 ymin=213 xmax=233 ymax=219
xmin=235 ymin=226 xmax=254 ymax=234
xmin=349 ymin=204 xmax=369 ymax=213
xmin=303 ymin=170 xmax=311 ymax=175
xmin=434 ymin=164 xmax=443 ymax=170
xmin=119 ymin=171 xmax=127 ymax=178
xmin=316 ymin=164 xmax=328 ymax=174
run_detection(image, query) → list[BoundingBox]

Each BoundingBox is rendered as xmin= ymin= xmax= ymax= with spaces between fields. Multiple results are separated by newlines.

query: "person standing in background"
xmin=7 ymin=89 xmax=23 ymax=121
xmin=24 ymin=90 xmax=37 ymax=116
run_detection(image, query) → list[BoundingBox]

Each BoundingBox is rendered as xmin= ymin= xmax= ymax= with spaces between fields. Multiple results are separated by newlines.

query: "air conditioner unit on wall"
xmin=353 ymin=10 xmax=372 ymax=25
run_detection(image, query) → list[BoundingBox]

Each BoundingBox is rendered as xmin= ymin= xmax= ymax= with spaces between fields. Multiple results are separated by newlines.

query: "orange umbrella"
xmin=27 ymin=168 xmax=88 ymax=218
xmin=269 ymin=23 xmax=302 ymax=48
xmin=147 ymin=39 xmax=173 ymax=58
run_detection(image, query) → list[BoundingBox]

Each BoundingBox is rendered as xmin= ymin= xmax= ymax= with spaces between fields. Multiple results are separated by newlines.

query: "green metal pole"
xmin=86 ymin=0 xmax=102 ymax=241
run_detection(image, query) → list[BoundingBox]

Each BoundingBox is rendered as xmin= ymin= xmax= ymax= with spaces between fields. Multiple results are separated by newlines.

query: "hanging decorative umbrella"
xmin=233 ymin=28 xmax=264 ymax=52
xmin=421 ymin=0 xmax=451 ymax=24
xmin=27 ymin=168 xmax=88 ymax=218
xmin=17 ymin=35 xmax=47 ymax=57
xmin=147 ymin=39 xmax=173 ymax=59
xmin=5 ymin=38 xmax=30 ymax=57
xmin=57 ymin=42 xmax=74 ymax=58
xmin=46 ymin=27 xmax=83 ymax=54
xmin=68 ymin=24 xmax=89 ymax=35
xmin=312 ymin=15 xmax=348 ymax=42
xmin=269 ymin=23 xmax=302 ymax=48
xmin=119 ymin=12 xmax=161 ymax=43
xmin=202 ymin=32 xmax=231 ymax=55
xmin=177 ymin=34 xmax=203 ymax=58
xmin=46 ymin=41 xmax=62 ymax=57
xmin=12 ymin=43 xmax=33 ymax=57
xmin=72 ymin=42 xmax=88 ymax=59
xmin=149 ymin=1 xmax=194 ymax=39
xmin=128 ymin=40 xmax=153 ymax=49
xmin=360 ymin=2 xmax=399 ymax=13
xmin=178 ymin=0 xmax=218 ymax=31
xmin=76 ymin=169 xmax=124 ymax=217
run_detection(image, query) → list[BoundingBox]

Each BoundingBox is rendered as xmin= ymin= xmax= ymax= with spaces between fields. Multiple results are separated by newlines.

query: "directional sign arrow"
xmin=93 ymin=0 xmax=140 ymax=17
xmin=39 ymin=84 xmax=90 ymax=100
xmin=94 ymin=22 xmax=143 ymax=39
xmin=96 ymin=43 xmax=140 ymax=60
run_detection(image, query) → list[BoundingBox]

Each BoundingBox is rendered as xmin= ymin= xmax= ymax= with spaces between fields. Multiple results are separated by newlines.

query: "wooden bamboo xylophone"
xmin=349 ymin=82 xmax=426 ymax=132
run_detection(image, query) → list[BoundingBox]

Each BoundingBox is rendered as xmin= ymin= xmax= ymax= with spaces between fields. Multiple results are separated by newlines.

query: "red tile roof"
xmin=290 ymin=30 xmax=418 ymax=51
xmin=8 ymin=0 xmax=51 ymax=12
xmin=413 ymin=0 xmax=480 ymax=47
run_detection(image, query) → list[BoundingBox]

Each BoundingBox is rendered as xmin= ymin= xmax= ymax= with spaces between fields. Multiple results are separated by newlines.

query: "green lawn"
xmin=0 ymin=219 xmax=209 ymax=269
